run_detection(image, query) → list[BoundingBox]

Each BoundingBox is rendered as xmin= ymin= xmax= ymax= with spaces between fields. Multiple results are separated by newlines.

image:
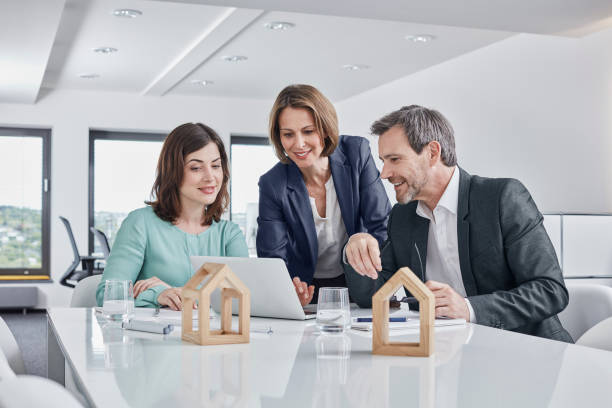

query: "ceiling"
xmin=2 ymin=0 xmax=612 ymax=104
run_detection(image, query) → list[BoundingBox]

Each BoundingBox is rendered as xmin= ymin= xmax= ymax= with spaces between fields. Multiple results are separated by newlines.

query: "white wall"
xmin=4 ymin=25 xmax=612 ymax=306
xmin=336 ymin=27 xmax=612 ymax=213
xmin=0 ymin=89 xmax=269 ymax=306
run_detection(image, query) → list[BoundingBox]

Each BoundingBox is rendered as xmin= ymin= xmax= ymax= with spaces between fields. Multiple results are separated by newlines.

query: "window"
xmin=230 ymin=135 xmax=278 ymax=256
xmin=89 ymin=131 xmax=165 ymax=254
xmin=0 ymin=128 xmax=50 ymax=279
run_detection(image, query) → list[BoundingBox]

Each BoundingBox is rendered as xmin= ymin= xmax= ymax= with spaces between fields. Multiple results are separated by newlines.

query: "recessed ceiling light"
xmin=112 ymin=9 xmax=142 ymax=18
xmin=221 ymin=55 xmax=247 ymax=62
xmin=264 ymin=21 xmax=295 ymax=30
xmin=405 ymin=34 xmax=436 ymax=43
xmin=191 ymin=79 xmax=214 ymax=86
xmin=93 ymin=47 xmax=118 ymax=54
xmin=342 ymin=64 xmax=370 ymax=71
xmin=78 ymin=73 xmax=100 ymax=79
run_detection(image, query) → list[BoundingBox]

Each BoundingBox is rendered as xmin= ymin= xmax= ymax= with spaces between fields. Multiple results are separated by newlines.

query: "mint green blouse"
xmin=95 ymin=206 xmax=248 ymax=307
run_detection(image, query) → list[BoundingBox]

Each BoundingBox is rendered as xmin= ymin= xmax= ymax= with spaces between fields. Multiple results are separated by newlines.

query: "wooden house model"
xmin=181 ymin=262 xmax=250 ymax=345
xmin=372 ymin=267 xmax=434 ymax=356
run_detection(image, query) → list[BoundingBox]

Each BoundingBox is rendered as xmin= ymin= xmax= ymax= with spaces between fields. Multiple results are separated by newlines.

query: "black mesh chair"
xmin=90 ymin=227 xmax=111 ymax=259
xmin=59 ymin=216 xmax=103 ymax=288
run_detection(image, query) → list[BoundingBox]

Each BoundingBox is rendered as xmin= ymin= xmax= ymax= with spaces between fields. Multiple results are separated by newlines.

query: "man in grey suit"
xmin=344 ymin=105 xmax=572 ymax=342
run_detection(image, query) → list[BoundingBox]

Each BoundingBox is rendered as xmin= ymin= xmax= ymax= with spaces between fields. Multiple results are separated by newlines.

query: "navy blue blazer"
xmin=256 ymin=135 xmax=391 ymax=284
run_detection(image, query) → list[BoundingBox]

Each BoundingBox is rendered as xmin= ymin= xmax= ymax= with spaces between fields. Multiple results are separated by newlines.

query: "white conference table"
xmin=47 ymin=307 xmax=612 ymax=408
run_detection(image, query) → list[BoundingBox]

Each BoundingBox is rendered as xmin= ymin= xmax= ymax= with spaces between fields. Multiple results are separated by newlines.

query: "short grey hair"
xmin=370 ymin=105 xmax=457 ymax=166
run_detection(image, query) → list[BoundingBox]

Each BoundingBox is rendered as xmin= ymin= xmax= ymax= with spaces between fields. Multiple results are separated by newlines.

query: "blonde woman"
xmin=257 ymin=84 xmax=391 ymax=305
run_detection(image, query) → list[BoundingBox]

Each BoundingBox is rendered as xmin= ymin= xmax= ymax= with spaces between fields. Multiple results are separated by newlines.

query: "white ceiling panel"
xmin=143 ymin=7 xmax=265 ymax=96
xmin=0 ymin=0 xmax=65 ymax=103
xmin=44 ymin=0 xmax=233 ymax=92
xmin=159 ymin=0 xmax=612 ymax=37
xmin=169 ymin=11 xmax=513 ymax=101
xmin=4 ymin=0 xmax=612 ymax=104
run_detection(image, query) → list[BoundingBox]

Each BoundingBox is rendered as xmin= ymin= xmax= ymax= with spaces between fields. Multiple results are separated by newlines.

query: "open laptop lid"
xmin=189 ymin=256 xmax=316 ymax=320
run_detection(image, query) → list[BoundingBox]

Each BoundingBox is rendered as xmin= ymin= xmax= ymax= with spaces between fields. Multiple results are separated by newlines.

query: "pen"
xmin=123 ymin=319 xmax=174 ymax=334
xmin=250 ymin=326 xmax=273 ymax=334
xmin=356 ymin=317 xmax=407 ymax=323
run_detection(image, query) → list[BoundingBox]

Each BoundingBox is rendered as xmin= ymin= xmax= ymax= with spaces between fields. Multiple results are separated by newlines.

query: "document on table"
xmin=132 ymin=307 xmax=201 ymax=325
xmin=95 ymin=307 xmax=202 ymax=322
xmin=351 ymin=316 xmax=465 ymax=332
xmin=131 ymin=307 xmax=272 ymax=336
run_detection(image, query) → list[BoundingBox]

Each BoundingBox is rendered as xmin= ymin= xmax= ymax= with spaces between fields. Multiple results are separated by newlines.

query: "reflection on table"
xmin=47 ymin=308 xmax=612 ymax=408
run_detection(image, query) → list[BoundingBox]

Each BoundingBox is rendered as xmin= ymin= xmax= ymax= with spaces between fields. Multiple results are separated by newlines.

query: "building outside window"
xmin=0 ymin=127 xmax=50 ymax=280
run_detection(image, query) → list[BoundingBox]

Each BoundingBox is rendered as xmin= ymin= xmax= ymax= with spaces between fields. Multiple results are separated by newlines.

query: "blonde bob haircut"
xmin=269 ymin=84 xmax=339 ymax=163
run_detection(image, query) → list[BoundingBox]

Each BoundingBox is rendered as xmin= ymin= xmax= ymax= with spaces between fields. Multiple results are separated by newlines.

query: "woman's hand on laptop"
xmin=157 ymin=287 xmax=198 ymax=311
xmin=157 ymin=288 xmax=183 ymax=311
xmin=134 ymin=276 xmax=170 ymax=298
xmin=293 ymin=277 xmax=315 ymax=306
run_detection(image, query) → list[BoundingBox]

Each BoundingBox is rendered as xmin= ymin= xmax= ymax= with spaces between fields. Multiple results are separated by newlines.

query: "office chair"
xmin=0 ymin=323 xmax=86 ymax=406
xmin=0 ymin=375 xmax=84 ymax=408
xmin=59 ymin=216 xmax=102 ymax=288
xmin=0 ymin=349 xmax=16 ymax=381
xmin=0 ymin=316 xmax=25 ymax=376
xmin=89 ymin=227 xmax=111 ymax=259
xmin=577 ymin=316 xmax=612 ymax=351
xmin=70 ymin=275 xmax=102 ymax=307
xmin=558 ymin=283 xmax=612 ymax=341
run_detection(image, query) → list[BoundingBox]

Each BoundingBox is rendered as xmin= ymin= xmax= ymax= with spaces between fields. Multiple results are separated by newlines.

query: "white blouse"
xmin=309 ymin=177 xmax=348 ymax=279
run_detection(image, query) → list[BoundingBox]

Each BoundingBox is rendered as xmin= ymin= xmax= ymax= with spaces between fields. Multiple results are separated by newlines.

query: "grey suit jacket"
xmin=345 ymin=167 xmax=573 ymax=342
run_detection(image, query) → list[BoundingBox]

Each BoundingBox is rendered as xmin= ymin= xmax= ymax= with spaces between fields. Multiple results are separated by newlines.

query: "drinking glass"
xmin=316 ymin=287 xmax=351 ymax=333
xmin=102 ymin=280 xmax=134 ymax=323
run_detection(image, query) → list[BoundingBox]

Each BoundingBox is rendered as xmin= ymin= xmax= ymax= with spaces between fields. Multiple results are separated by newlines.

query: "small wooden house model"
xmin=182 ymin=262 xmax=250 ymax=345
xmin=372 ymin=267 xmax=434 ymax=356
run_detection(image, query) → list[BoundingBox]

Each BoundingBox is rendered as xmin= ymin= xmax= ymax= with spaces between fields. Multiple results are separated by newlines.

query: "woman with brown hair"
xmin=96 ymin=123 xmax=248 ymax=310
xmin=257 ymin=84 xmax=391 ymax=305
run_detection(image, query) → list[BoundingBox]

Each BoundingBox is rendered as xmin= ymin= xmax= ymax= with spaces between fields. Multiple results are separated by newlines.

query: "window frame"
xmin=0 ymin=127 xmax=51 ymax=279
xmin=88 ymin=130 xmax=166 ymax=254
xmin=229 ymin=134 xmax=270 ymax=220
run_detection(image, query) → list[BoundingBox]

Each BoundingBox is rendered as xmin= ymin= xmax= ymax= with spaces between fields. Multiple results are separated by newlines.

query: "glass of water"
xmin=102 ymin=280 xmax=134 ymax=323
xmin=316 ymin=287 xmax=351 ymax=333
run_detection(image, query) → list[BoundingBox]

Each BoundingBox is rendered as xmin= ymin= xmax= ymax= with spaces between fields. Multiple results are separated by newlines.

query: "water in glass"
xmin=316 ymin=287 xmax=351 ymax=333
xmin=102 ymin=280 xmax=134 ymax=322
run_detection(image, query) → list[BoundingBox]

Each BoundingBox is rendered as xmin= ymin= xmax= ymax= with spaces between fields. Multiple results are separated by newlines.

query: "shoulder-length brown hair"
xmin=269 ymin=84 xmax=339 ymax=163
xmin=146 ymin=123 xmax=229 ymax=226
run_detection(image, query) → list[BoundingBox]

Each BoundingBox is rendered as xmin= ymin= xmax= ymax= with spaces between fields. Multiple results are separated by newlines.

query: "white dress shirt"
xmin=416 ymin=167 xmax=476 ymax=323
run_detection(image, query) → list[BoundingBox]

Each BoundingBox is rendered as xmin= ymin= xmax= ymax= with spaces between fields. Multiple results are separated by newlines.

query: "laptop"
xmin=189 ymin=256 xmax=317 ymax=320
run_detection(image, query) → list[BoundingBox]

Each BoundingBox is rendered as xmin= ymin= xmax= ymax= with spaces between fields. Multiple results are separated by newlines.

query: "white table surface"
xmin=47 ymin=307 xmax=612 ymax=408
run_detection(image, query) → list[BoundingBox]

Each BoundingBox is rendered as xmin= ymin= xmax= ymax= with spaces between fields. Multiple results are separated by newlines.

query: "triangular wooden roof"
xmin=184 ymin=263 xmax=249 ymax=296
xmin=373 ymin=267 xmax=430 ymax=302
